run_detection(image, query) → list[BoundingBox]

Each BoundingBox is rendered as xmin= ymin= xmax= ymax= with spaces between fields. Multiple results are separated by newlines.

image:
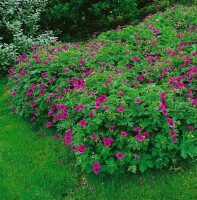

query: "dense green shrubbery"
xmin=39 ymin=0 xmax=139 ymax=41
xmin=0 ymin=0 xmax=56 ymax=76
xmin=40 ymin=0 xmax=197 ymax=41
xmin=8 ymin=5 xmax=197 ymax=174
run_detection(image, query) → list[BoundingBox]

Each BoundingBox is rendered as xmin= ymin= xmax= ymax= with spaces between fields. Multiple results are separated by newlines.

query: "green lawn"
xmin=0 ymin=77 xmax=196 ymax=200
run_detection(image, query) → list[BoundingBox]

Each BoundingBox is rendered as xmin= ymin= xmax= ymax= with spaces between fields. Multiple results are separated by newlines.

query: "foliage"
xmin=7 ymin=5 xmax=197 ymax=175
xmin=0 ymin=0 xmax=57 ymax=76
xmin=39 ymin=0 xmax=139 ymax=41
xmin=0 ymin=78 xmax=197 ymax=199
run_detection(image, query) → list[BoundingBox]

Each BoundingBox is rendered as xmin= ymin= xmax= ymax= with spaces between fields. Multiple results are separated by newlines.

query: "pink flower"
xmin=172 ymin=135 xmax=177 ymax=143
xmin=165 ymin=118 xmax=175 ymax=127
xmin=120 ymin=132 xmax=127 ymax=136
xmin=79 ymin=120 xmax=88 ymax=126
xmin=170 ymin=130 xmax=176 ymax=135
xmin=102 ymin=138 xmax=114 ymax=146
xmin=55 ymin=134 xmax=60 ymax=140
xmin=90 ymin=134 xmax=97 ymax=139
xmin=135 ymin=134 xmax=145 ymax=142
xmin=160 ymin=92 xmax=167 ymax=97
xmin=104 ymin=105 xmax=109 ymax=110
xmin=46 ymin=122 xmax=52 ymax=127
xmin=118 ymin=91 xmax=124 ymax=96
xmin=79 ymin=59 xmax=85 ymax=65
xmin=71 ymin=145 xmax=77 ymax=150
xmin=131 ymin=57 xmax=139 ymax=62
xmin=93 ymin=168 xmax=100 ymax=174
xmin=78 ymin=145 xmax=86 ymax=154
xmin=143 ymin=132 xmax=150 ymax=137
xmin=109 ymin=126 xmax=114 ymax=131
xmin=117 ymin=105 xmax=125 ymax=112
xmin=116 ymin=152 xmax=124 ymax=159
xmin=92 ymin=162 xmax=101 ymax=169
xmin=134 ymin=155 xmax=140 ymax=160
xmin=134 ymin=126 xmax=142 ymax=132
xmin=135 ymin=98 xmax=141 ymax=104
xmin=117 ymin=70 xmax=123 ymax=75
xmin=88 ymin=112 xmax=94 ymax=117
xmin=30 ymin=101 xmax=36 ymax=107
xmin=188 ymin=126 xmax=195 ymax=131
xmin=74 ymin=104 xmax=85 ymax=110
xmin=41 ymin=72 xmax=47 ymax=78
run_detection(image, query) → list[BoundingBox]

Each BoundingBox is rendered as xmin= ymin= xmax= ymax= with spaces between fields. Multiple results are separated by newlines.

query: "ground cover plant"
xmin=1 ymin=77 xmax=197 ymax=200
xmin=7 ymin=5 xmax=197 ymax=175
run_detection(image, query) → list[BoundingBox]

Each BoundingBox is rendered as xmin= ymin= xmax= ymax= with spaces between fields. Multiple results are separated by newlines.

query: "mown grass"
xmin=0 ymin=77 xmax=196 ymax=200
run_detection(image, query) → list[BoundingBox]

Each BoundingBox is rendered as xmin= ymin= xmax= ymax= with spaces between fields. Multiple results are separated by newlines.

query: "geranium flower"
xmin=46 ymin=122 xmax=52 ymax=127
xmin=116 ymin=152 xmax=124 ymax=159
xmin=135 ymin=134 xmax=145 ymax=142
xmin=170 ymin=130 xmax=176 ymax=135
xmin=131 ymin=57 xmax=139 ymax=62
xmin=134 ymin=126 xmax=142 ymax=132
xmin=109 ymin=126 xmax=114 ymax=131
xmin=120 ymin=132 xmax=127 ymax=136
xmin=135 ymin=98 xmax=141 ymax=104
xmin=78 ymin=145 xmax=86 ymax=154
xmin=117 ymin=105 xmax=125 ymax=112
xmin=188 ymin=126 xmax=195 ymax=131
xmin=102 ymin=138 xmax=114 ymax=146
xmin=41 ymin=72 xmax=47 ymax=78
xmin=90 ymin=134 xmax=97 ymax=139
xmin=88 ymin=112 xmax=94 ymax=117
xmin=79 ymin=120 xmax=88 ymax=126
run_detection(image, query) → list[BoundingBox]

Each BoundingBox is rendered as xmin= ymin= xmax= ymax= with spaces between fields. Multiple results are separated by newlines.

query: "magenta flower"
xmin=79 ymin=119 xmax=88 ymax=126
xmin=120 ymin=132 xmax=127 ymax=136
xmin=55 ymin=134 xmax=60 ymax=140
xmin=30 ymin=101 xmax=36 ymax=107
xmin=88 ymin=112 xmax=94 ymax=117
xmin=90 ymin=134 xmax=97 ymax=139
xmin=41 ymin=72 xmax=47 ymax=78
xmin=118 ymin=91 xmax=124 ymax=96
xmin=116 ymin=152 xmax=124 ymax=159
xmin=134 ymin=126 xmax=142 ymax=132
xmin=165 ymin=118 xmax=175 ymax=127
xmin=79 ymin=59 xmax=85 ymax=65
xmin=188 ymin=126 xmax=195 ymax=131
xmin=109 ymin=126 xmax=114 ymax=131
xmin=117 ymin=105 xmax=125 ymax=112
xmin=160 ymin=92 xmax=167 ymax=97
xmin=135 ymin=134 xmax=145 ymax=142
xmin=131 ymin=57 xmax=139 ymax=62
xmin=71 ymin=145 xmax=77 ymax=150
xmin=134 ymin=155 xmax=140 ymax=160
xmin=172 ymin=135 xmax=177 ymax=143
xmin=93 ymin=168 xmax=100 ymax=174
xmin=78 ymin=145 xmax=86 ymax=154
xmin=92 ymin=162 xmax=101 ymax=169
xmin=102 ymin=138 xmax=114 ymax=146
xmin=170 ymin=130 xmax=176 ymax=135
xmin=46 ymin=122 xmax=52 ymax=127
xmin=135 ymin=98 xmax=141 ymax=104
xmin=143 ymin=132 xmax=150 ymax=137
xmin=74 ymin=104 xmax=85 ymax=110
xmin=104 ymin=105 xmax=109 ymax=110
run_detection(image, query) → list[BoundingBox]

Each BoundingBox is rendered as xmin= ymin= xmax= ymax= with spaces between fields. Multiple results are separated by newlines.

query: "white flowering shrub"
xmin=0 ymin=0 xmax=57 ymax=76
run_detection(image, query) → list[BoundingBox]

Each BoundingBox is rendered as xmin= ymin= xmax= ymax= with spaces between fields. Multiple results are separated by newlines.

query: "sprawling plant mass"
xmin=8 ymin=5 xmax=197 ymax=174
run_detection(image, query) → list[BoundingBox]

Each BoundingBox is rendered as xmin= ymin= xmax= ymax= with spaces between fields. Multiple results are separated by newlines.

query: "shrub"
xmin=8 ymin=5 xmax=197 ymax=174
xmin=39 ymin=0 xmax=139 ymax=41
xmin=0 ymin=0 xmax=57 ymax=76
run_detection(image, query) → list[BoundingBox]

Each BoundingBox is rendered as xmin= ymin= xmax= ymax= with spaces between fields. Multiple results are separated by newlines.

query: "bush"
xmin=39 ymin=0 xmax=139 ymax=41
xmin=8 ymin=5 xmax=197 ymax=174
xmin=0 ymin=0 xmax=57 ymax=76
